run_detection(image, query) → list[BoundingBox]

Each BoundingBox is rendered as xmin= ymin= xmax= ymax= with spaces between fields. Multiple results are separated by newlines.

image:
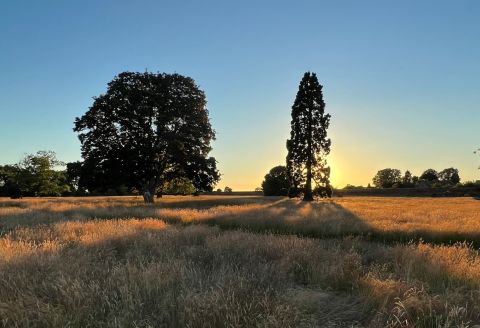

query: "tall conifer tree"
xmin=286 ymin=72 xmax=331 ymax=201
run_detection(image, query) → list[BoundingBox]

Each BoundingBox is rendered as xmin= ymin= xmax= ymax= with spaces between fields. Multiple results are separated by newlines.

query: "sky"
xmin=1 ymin=0 xmax=479 ymax=190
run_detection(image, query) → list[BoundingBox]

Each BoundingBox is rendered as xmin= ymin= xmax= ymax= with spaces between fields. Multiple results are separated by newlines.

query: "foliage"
xmin=20 ymin=151 xmax=70 ymax=196
xmin=372 ymin=168 xmax=402 ymax=188
xmin=286 ymin=141 xmax=303 ymax=198
xmin=372 ymin=168 xmax=463 ymax=189
xmin=286 ymin=72 xmax=331 ymax=201
xmin=438 ymin=167 xmax=460 ymax=185
xmin=1 ymin=151 xmax=70 ymax=197
xmin=0 ymin=165 xmax=22 ymax=198
xmin=65 ymin=161 xmax=84 ymax=194
xmin=460 ymin=180 xmax=480 ymax=187
xmin=312 ymin=158 xmax=332 ymax=197
xmin=412 ymin=175 xmax=419 ymax=185
xmin=74 ymin=71 xmax=220 ymax=203
xmin=162 ymin=177 xmax=196 ymax=195
xmin=401 ymin=170 xmax=415 ymax=187
xmin=343 ymin=184 xmax=364 ymax=190
xmin=420 ymin=169 xmax=439 ymax=182
xmin=261 ymin=165 xmax=289 ymax=196
xmin=224 ymin=186 xmax=233 ymax=193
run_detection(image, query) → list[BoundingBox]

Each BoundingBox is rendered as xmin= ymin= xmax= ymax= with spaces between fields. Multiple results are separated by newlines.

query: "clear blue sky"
xmin=1 ymin=0 xmax=479 ymax=189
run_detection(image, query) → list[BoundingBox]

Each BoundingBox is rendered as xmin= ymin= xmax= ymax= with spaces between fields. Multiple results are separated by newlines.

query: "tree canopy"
xmin=0 ymin=151 xmax=70 ymax=197
xmin=261 ymin=165 xmax=289 ymax=196
xmin=372 ymin=168 xmax=402 ymax=188
xmin=0 ymin=165 xmax=21 ymax=198
xmin=162 ymin=177 xmax=196 ymax=195
xmin=17 ymin=151 xmax=70 ymax=196
xmin=74 ymin=71 xmax=220 ymax=202
xmin=402 ymin=170 xmax=415 ymax=187
xmin=420 ymin=169 xmax=439 ymax=182
xmin=286 ymin=72 xmax=331 ymax=201
xmin=372 ymin=167 xmax=462 ymax=188
xmin=438 ymin=168 xmax=460 ymax=185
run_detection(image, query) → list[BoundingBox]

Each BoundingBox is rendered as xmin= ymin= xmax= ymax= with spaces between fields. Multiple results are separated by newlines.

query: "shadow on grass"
xmin=0 ymin=196 xmax=283 ymax=235
xmin=156 ymin=198 xmax=480 ymax=248
xmin=2 ymin=196 xmax=480 ymax=248
xmin=0 ymin=222 xmax=372 ymax=327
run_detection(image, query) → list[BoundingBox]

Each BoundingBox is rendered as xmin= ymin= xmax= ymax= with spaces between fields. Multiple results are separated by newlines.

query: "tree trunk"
xmin=148 ymin=188 xmax=155 ymax=203
xmin=143 ymin=190 xmax=154 ymax=203
xmin=303 ymin=100 xmax=314 ymax=202
xmin=303 ymin=166 xmax=313 ymax=201
xmin=142 ymin=178 xmax=157 ymax=204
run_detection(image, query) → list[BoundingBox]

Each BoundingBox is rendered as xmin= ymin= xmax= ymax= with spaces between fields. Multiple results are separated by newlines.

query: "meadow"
xmin=0 ymin=196 xmax=479 ymax=327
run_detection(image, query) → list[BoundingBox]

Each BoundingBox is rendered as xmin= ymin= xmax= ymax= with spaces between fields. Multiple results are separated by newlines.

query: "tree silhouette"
xmin=286 ymin=140 xmax=303 ymax=198
xmin=420 ymin=169 xmax=439 ymax=182
xmin=402 ymin=170 xmax=414 ymax=187
xmin=438 ymin=168 xmax=460 ymax=185
xmin=0 ymin=165 xmax=21 ymax=198
xmin=261 ymin=165 xmax=289 ymax=196
xmin=74 ymin=72 xmax=220 ymax=203
xmin=372 ymin=168 xmax=402 ymax=188
xmin=286 ymin=72 xmax=331 ymax=201
xmin=66 ymin=161 xmax=83 ymax=194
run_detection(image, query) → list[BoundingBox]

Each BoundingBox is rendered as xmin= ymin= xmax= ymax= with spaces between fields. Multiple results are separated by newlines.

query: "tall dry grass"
xmin=3 ymin=196 xmax=479 ymax=244
xmin=0 ymin=196 xmax=480 ymax=327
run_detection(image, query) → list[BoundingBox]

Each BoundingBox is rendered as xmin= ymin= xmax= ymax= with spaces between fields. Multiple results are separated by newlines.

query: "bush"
xmin=262 ymin=166 xmax=289 ymax=196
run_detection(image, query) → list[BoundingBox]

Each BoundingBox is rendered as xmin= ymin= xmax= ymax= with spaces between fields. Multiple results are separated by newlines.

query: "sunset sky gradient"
xmin=1 ymin=0 xmax=479 ymax=189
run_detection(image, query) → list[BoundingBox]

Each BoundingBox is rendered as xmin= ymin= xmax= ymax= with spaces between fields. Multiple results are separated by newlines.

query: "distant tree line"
xmin=370 ymin=167 xmax=464 ymax=189
xmin=0 ymin=151 xmax=72 ymax=198
xmin=213 ymin=187 xmax=233 ymax=193
xmin=0 ymin=150 xmax=213 ymax=198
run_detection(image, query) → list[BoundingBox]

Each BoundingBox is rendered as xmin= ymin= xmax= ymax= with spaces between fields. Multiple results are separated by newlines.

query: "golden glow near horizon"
xmin=214 ymin=145 xmax=480 ymax=191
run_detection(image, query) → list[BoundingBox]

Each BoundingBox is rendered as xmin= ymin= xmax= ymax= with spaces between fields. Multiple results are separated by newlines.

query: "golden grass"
xmin=336 ymin=197 xmax=480 ymax=235
xmin=0 ymin=196 xmax=480 ymax=327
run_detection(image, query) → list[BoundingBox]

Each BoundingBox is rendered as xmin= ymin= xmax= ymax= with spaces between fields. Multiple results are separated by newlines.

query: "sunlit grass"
xmin=0 ymin=196 xmax=479 ymax=327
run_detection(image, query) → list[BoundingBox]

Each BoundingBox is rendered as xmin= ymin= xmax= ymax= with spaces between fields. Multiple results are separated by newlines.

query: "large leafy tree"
xmin=65 ymin=161 xmax=85 ymax=195
xmin=372 ymin=168 xmax=402 ymax=188
xmin=261 ymin=165 xmax=289 ymax=196
xmin=286 ymin=72 xmax=331 ymax=201
xmin=420 ymin=169 xmax=439 ymax=183
xmin=0 ymin=165 xmax=21 ymax=197
xmin=74 ymin=72 xmax=220 ymax=203
xmin=438 ymin=167 xmax=460 ymax=185
xmin=16 ymin=151 xmax=70 ymax=197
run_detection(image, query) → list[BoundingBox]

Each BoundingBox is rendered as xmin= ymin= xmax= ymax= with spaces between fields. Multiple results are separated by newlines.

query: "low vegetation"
xmin=0 ymin=196 xmax=479 ymax=327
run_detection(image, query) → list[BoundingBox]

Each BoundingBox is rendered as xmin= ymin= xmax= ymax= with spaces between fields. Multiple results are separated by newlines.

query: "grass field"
xmin=0 ymin=196 xmax=479 ymax=327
